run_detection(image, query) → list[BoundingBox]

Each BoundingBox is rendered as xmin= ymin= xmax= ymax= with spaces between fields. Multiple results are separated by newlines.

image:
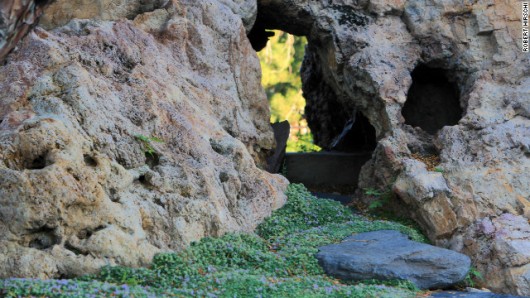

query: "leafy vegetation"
xmin=258 ymin=31 xmax=321 ymax=153
xmin=363 ymin=187 xmax=392 ymax=211
xmin=135 ymin=134 xmax=164 ymax=156
xmin=1 ymin=184 xmax=426 ymax=297
xmin=360 ymin=186 xmax=428 ymax=239
xmin=462 ymin=267 xmax=484 ymax=288
xmin=286 ymin=131 xmax=321 ymax=152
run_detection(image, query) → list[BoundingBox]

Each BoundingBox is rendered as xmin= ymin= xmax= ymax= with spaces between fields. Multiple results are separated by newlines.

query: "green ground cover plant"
xmin=1 ymin=184 xmax=426 ymax=298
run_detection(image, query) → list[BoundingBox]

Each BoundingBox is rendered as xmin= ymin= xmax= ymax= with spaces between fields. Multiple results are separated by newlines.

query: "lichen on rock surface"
xmin=256 ymin=0 xmax=530 ymax=295
xmin=0 ymin=0 xmax=287 ymax=279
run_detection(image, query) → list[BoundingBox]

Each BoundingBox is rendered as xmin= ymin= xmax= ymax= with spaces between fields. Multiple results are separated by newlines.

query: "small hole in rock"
xmin=26 ymin=154 xmax=48 ymax=170
xmin=138 ymin=175 xmax=147 ymax=185
xmin=77 ymin=229 xmax=93 ymax=240
xmin=77 ymin=225 xmax=106 ymax=239
xmin=210 ymin=139 xmax=227 ymax=155
xmin=64 ymin=242 xmax=88 ymax=256
xmin=145 ymin=152 xmax=160 ymax=168
xmin=154 ymin=197 xmax=165 ymax=207
xmin=108 ymin=188 xmax=121 ymax=202
xmin=84 ymin=155 xmax=98 ymax=167
xmin=402 ymin=64 xmax=463 ymax=134
xmin=219 ymin=172 xmax=230 ymax=183
xmin=27 ymin=226 xmax=59 ymax=250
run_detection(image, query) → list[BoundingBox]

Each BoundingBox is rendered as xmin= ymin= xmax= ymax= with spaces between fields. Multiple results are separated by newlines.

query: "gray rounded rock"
xmin=316 ymin=230 xmax=471 ymax=289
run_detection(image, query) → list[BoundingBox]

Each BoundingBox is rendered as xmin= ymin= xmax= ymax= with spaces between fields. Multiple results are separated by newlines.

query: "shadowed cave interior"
xmin=402 ymin=64 xmax=463 ymax=135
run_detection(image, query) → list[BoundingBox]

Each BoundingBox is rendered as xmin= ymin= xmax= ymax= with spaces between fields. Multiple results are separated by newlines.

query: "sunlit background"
xmin=257 ymin=31 xmax=321 ymax=152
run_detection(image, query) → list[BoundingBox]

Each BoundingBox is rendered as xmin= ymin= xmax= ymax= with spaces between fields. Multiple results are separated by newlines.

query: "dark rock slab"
xmin=266 ymin=121 xmax=290 ymax=173
xmin=284 ymin=151 xmax=372 ymax=191
xmin=316 ymin=230 xmax=471 ymax=290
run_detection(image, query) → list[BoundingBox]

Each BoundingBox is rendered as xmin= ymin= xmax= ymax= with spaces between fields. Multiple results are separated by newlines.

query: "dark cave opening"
xmin=402 ymin=64 xmax=463 ymax=135
xmin=250 ymin=20 xmax=377 ymax=195
xmin=329 ymin=112 xmax=377 ymax=153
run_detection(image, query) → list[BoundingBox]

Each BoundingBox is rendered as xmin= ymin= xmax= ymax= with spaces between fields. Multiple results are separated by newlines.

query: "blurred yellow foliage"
xmin=258 ymin=31 xmax=321 ymax=152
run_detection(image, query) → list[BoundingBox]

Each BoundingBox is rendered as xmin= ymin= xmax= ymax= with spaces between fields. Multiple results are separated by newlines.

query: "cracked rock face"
xmin=0 ymin=0 xmax=287 ymax=279
xmin=257 ymin=0 xmax=529 ymax=295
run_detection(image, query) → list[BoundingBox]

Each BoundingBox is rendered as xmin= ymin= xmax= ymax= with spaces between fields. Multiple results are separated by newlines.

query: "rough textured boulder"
xmin=316 ymin=230 xmax=471 ymax=289
xmin=0 ymin=0 xmax=52 ymax=62
xmin=461 ymin=214 xmax=530 ymax=296
xmin=39 ymin=0 xmax=169 ymax=30
xmin=40 ymin=0 xmax=257 ymax=33
xmin=256 ymin=0 xmax=530 ymax=295
xmin=0 ymin=0 xmax=287 ymax=279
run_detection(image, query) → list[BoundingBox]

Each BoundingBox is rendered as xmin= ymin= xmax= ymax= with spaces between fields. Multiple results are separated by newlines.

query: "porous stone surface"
xmin=461 ymin=214 xmax=530 ymax=296
xmin=257 ymin=0 xmax=530 ymax=295
xmin=0 ymin=0 xmax=287 ymax=279
xmin=40 ymin=0 xmax=257 ymax=33
xmin=39 ymin=0 xmax=169 ymax=30
xmin=316 ymin=230 xmax=471 ymax=289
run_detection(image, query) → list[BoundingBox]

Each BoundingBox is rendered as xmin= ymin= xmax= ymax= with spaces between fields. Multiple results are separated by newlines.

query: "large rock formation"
xmin=1 ymin=0 xmax=529 ymax=295
xmin=0 ymin=0 xmax=287 ymax=279
xmin=257 ymin=0 xmax=529 ymax=295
